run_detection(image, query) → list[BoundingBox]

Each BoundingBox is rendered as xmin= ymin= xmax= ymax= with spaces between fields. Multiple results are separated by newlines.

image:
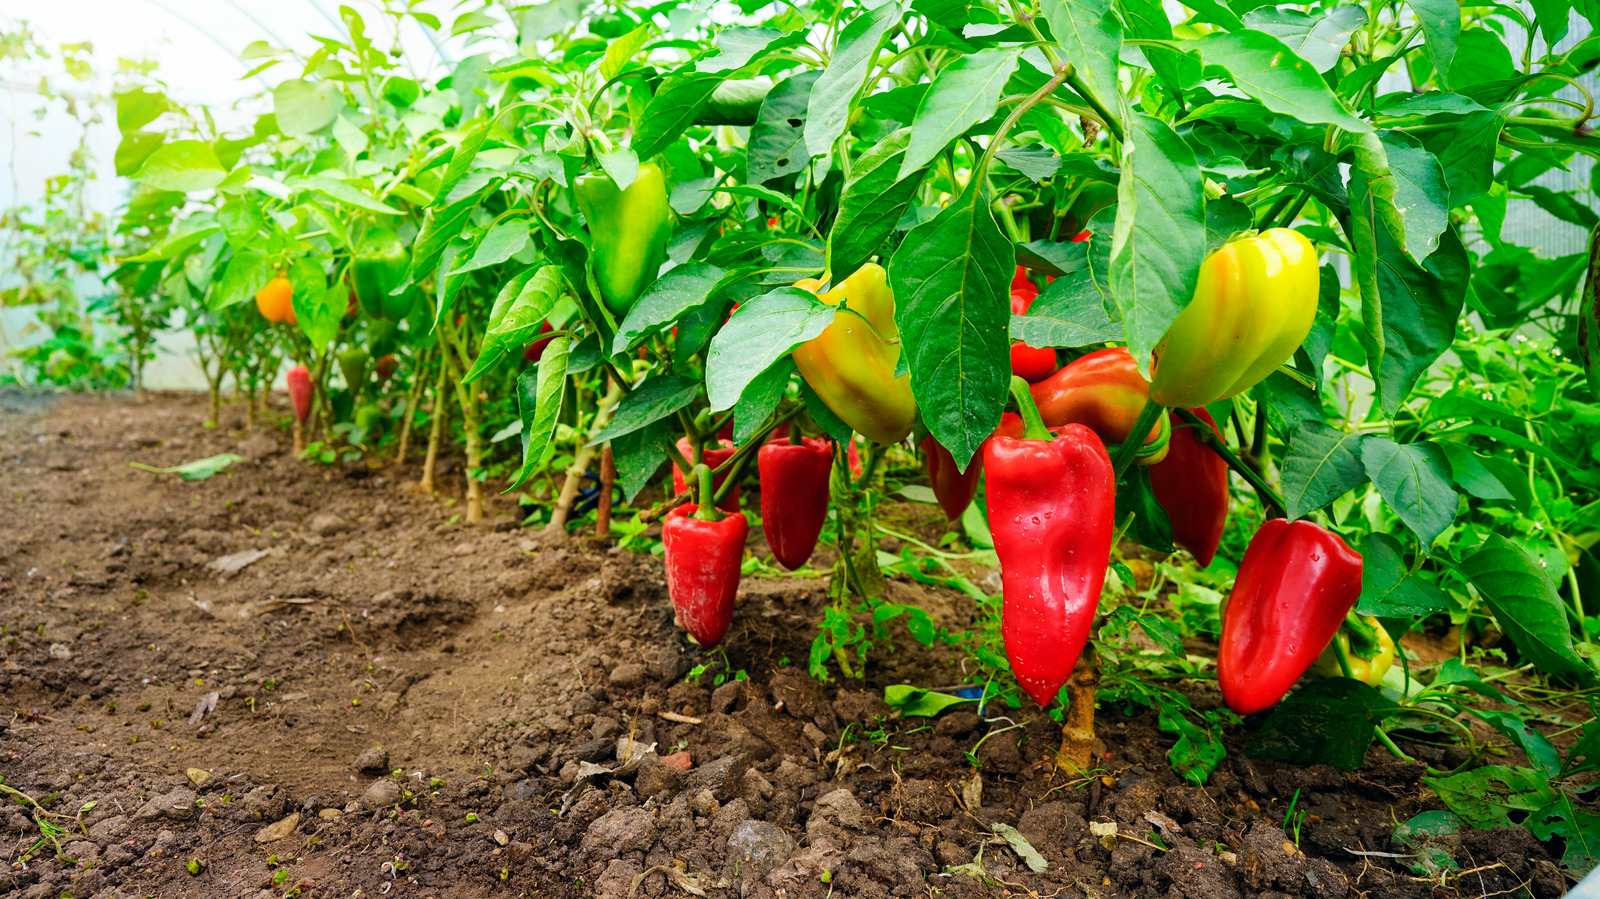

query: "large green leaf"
xmin=1189 ymin=31 xmax=1372 ymax=132
xmin=803 ymin=2 xmax=904 ymax=160
xmin=697 ymin=26 xmax=797 ymax=73
xmin=1042 ymin=0 xmax=1123 ymax=119
xmin=1459 ymin=536 xmax=1594 ymax=682
xmin=132 ymin=141 xmax=227 ymax=193
xmin=634 ymin=70 xmax=729 ymax=159
xmin=1241 ymin=6 xmax=1368 ymax=72
xmin=705 ymin=286 xmax=837 ymax=411
xmin=746 ymin=72 xmax=819 ymax=185
xmin=888 ymin=183 xmax=1012 ymax=468
xmin=1350 ymin=131 xmax=1449 ymax=266
xmin=1356 ymin=534 xmax=1452 ymax=617
xmin=1108 ymin=113 xmax=1205 ymax=374
xmin=1280 ymin=421 xmax=1368 ymax=519
xmin=1360 ymin=214 xmax=1469 ymax=414
xmin=1248 ymin=679 xmax=1391 ymax=770
xmin=504 ymin=335 xmax=571 ymax=493
xmin=464 ymin=266 xmax=564 ymax=385
xmin=589 ymin=376 xmax=702 ymax=445
xmin=1409 ymin=0 xmax=1461 ymax=83
xmin=1361 ymin=437 xmax=1457 ymax=548
xmin=1011 ymin=268 xmax=1120 ymax=348
xmin=899 ymin=48 xmax=1021 ymax=180
xmin=272 ymin=78 xmax=344 ymax=137
xmin=831 ymin=130 xmax=927 ymax=278
xmin=613 ymin=263 xmax=730 ymax=355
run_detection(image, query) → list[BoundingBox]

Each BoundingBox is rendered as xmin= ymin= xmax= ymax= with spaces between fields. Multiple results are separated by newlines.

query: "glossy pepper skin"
xmin=286 ymin=365 xmax=314 ymax=423
xmin=256 ymin=273 xmax=294 ymax=323
xmin=523 ymin=321 xmax=556 ymax=362
xmin=672 ymin=439 xmax=740 ymax=511
xmin=1010 ymin=292 xmax=1059 ymax=382
xmin=352 ymin=229 xmax=415 ymax=319
xmin=1218 ymin=519 xmax=1364 ymax=714
xmin=1147 ymin=409 xmax=1229 ymax=567
xmin=662 ymin=504 xmax=749 ymax=648
xmin=758 ymin=435 xmax=833 ymax=569
xmin=1031 ymin=347 xmax=1170 ymax=464
xmin=792 ymin=263 xmax=917 ymax=445
xmin=1011 ymin=265 xmax=1038 ymax=298
xmin=922 ymin=435 xmax=981 ymax=522
xmin=1150 ymin=228 xmax=1320 ymax=409
xmin=985 ymin=423 xmax=1116 ymax=707
xmin=576 ymin=162 xmax=671 ymax=316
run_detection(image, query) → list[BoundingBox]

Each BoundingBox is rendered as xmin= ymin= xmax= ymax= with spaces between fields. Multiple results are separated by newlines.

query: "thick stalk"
xmin=419 ymin=357 xmax=449 ymax=495
xmin=596 ymin=445 xmax=615 ymax=538
xmin=545 ymin=379 xmax=625 ymax=537
xmin=396 ymin=351 xmax=429 ymax=465
xmin=461 ymin=392 xmax=484 ymax=522
xmin=1058 ymin=644 xmax=1101 ymax=774
xmin=1174 ymin=407 xmax=1286 ymax=515
xmin=1110 ymin=398 xmax=1166 ymax=477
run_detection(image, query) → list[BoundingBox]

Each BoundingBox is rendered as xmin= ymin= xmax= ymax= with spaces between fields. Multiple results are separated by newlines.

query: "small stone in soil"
xmin=254 ymin=813 xmax=300 ymax=843
xmin=361 ymin=779 xmax=403 ymax=810
xmin=608 ymin=663 xmax=646 ymax=687
xmin=185 ymin=768 xmax=212 ymax=787
xmin=355 ymin=745 xmax=389 ymax=773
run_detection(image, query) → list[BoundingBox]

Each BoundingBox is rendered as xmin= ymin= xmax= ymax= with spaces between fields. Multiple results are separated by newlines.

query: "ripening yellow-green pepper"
xmin=1312 ymin=615 xmax=1397 ymax=685
xmin=1148 ymin=228 xmax=1320 ymax=409
xmin=791 ymin=263 xmax=917 ymax=445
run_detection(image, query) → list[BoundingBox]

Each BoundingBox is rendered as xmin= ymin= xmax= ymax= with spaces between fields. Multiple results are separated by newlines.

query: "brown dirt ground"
xmin=0 ymin=390 xmax=1575 ymax=899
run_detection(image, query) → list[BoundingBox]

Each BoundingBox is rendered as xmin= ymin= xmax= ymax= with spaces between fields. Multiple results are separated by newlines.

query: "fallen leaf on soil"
xmin=991 ymin=823 xmax=1049 ymax=873
xmin=187 ymin=692 xmax=219 ymax=725
xmin=206 ymin=548 xmax=271 ymax=575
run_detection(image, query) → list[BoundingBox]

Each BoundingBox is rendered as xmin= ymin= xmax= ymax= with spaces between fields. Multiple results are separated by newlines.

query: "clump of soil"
xmin=0 ymin=393 xmax=1572 ymax=898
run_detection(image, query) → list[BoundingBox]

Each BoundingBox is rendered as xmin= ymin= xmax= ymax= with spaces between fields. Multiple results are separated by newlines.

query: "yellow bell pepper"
xmin=791 ymin=263 xmax=917 ymax=445
xmin=1148 ymin=228 xmax=1320 ymax=409
xmin=1313 ymin=615 xmax=1397 ymax=686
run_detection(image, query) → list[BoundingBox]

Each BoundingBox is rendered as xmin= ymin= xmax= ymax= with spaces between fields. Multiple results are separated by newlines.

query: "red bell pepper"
xmin=1011 ymin=265 xmax=1038 ymax=298
xmin=984 ymin=386 xmax=1116 ymax=708
xmin=287 ymin=365 xmax=313 ymax=423
xmin=758 ymin=433 xmax=833 ymax=569
xmin=1009 ymin=292 xmax=1059 ymax=382
xmin=672 ymin=438 xmax=740 ymax=511
xmin=922 ymin=435 xmax=981 ymax=522
xmin=1029 ymin=347 xmax=1170 ymax=464
xmin=662 ymin=497 xmax=749 ymax=649
xmin=1218 ymin=519 xmax=1364 ymax=714
xmin=523 ymin=321 xmax=556 ymax=362
xmin=1148 ymin=409 xmax=1229 ymax=568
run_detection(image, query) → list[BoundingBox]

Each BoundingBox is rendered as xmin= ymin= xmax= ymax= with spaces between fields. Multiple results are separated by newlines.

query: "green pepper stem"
xmin=692 ymin=465 xmax=724 ymax=522
xmin=1172 ymin=407 xmax=1288 ymax=516
xmin=1008 ymin=375 xmax=1051 ymax=441
xmin=1110 ymin=397 xmax=1165 ymax=477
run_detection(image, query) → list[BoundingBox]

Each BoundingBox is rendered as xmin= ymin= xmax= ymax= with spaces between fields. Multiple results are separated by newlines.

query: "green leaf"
xmin=1012 ymin=268 xmax=1120 ymax=348
xmin=289 ymin=257 xmax=340 ymax=348
xmin=589 ymin=375 xmax=702 ymax=446
xmin=504 ymin=336 xmax=570 ymax=493
xmin=888 ymin=183 xmax=1012 ymax=468
xmin=830 ymin=129 xmax=928 ymax=278
xmin=450 ymin=218 xmax=532 ymax=276
xmin=1108 ymin=113 xmax=1206 ymax=375
xmin=1470 ymin=710 xmax=1561 ymax=778
xmin=1427 ymin=107 xmax=1506 ymax=209
xmin=747 ymin=72 xmax=818 ymax=185
xmin=132 ymin=141 xmax=227 ymax=193
xmin=613 ymin=263 xmax=729 ymax=355
xmin=435 ymin=120 xmax=492 ymax=205
xmin=116 ymin=87 xmax=170 ymax=133
xmin=1408 ymin=0 xmax=1461 ymax=83
xmin=697 ymin=26 xmax=793 ymax=73
xmin=120 ymin=221 xmax=221 ymax=263
xmin=1248 ymin=678 xmax=1390 ymax=770
xmin=1356 ymin=533 xmax=1451 ymax=617
xmin=1458 ymin=535 xmax=1595 ymax=683
xmin=1189 ymin=31 xmax=1372 ymax=132
xmin=1350 ymin=132 xmax=1450 ymax=266
xmin=1376 ymin=91 xmax=1487 ymax=117
xmin=734 ymin=357 xmax=794 ymax=445
xmin=801 ymin=380 xmax=852 ymax=443
xmin=1041 ymin=0 xmax=1123 ymax=120
xmin=882 ymin=684 xmax=976 ymax=717
xmin=611 ymin=421 xmax=673 ymax=502
xmin=128 ymin=453 xmax=244 ymax=481
xmin=1280 ymin=421 xmax=1368 ymax=520
xmin=803 ymin=2 xmax=905 ymax=161
xmin=272 ymin=78 xmax=344 ymax=137
xmin=1360 ymin=437 xmax=1457 ymax=548
xmin=1424 ymin=766 xmax=1556 ymax=830
xmin=298 ymin=175 xmax=402 ymax=215
xmin=409 ymin=176 xmax=501 ymax=286
xmin=115 ymin=131 xmax=164 ymax=178
xmin=601 ymin=24 xmax=651 ymax=80
xmin=1240 ymin=6 xmax=1368 ymax=72
xmin=995 ymin=146 xmax=1063 ymax=183
xmin=1355 ymin=216 xmax=1469 ymax=414
xmin=898 ymin=48 xmax=1021 ymax=181
xmin=464 ymin=266 xmax=563 ymax=385
xmin=1435 ymin=441 xmax=1516 ymax=502
xmin=705 ymin=286 xmax=837 ymax=411
xmin=634 ymin=71 xmax=729 ymax=160
xmin=211 ymin=251 xmax=273 ymax=311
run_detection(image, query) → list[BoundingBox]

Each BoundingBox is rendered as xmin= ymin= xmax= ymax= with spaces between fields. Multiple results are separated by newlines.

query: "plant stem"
xmin=1110 ymin=398 xmax=1165 ymax=477
xmin=1173 ymin=407 xmax=1286 ymax=516
xmin=1009 ymin=375 xmax=1051 ymax=441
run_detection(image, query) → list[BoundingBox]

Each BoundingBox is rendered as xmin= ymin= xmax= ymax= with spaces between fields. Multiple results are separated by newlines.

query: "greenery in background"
xmin=2 ymin=0 xmax=1600 ymax=879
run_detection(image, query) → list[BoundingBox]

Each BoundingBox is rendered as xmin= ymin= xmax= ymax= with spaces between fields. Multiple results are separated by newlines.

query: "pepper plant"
xmin=12 ymin=0 xmax=1600 ymax=875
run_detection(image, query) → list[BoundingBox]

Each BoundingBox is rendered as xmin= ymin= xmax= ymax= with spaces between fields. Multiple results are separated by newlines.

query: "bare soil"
xmin=0 ymin=391 xmax=1573 ymax=899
